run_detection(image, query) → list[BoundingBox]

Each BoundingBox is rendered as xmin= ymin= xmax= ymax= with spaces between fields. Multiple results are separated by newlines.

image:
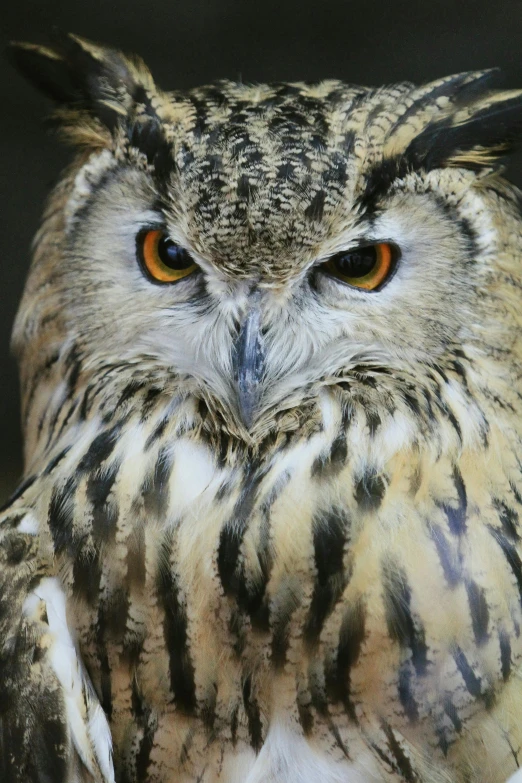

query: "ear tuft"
xmin=411 ymin=89 xmax=522 ymax=170
xmin=7 ymin=40 xmax=80 ymax=104
xmin=8 ymin=32 xmax=159 ymax=140
xmin=383 ymin=70 xmax=522 ymax=174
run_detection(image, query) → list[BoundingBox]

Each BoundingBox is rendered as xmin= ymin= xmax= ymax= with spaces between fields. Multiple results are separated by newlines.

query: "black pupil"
xmin=158 ymin=236 xmax=194 ymax=270
xmin=332 ymin=246 xmax=377 ymax=278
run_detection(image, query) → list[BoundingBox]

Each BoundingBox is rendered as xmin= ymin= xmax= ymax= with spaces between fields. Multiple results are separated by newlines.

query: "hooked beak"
xmin=233 ymin=293 xmax=265 ymax=429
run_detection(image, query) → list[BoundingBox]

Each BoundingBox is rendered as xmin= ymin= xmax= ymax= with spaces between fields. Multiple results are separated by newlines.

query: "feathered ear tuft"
xmin=7 ymin=31 xmax=160 ymax=147
xmin=383 ymin=70 xmax=522 ymax=173
xmin=409 ymin=90 xmax=522 ymax=171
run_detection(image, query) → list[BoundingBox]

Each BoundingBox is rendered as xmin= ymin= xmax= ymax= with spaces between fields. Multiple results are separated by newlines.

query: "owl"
xmin=4 ymin=29 xmax=522 ymax=783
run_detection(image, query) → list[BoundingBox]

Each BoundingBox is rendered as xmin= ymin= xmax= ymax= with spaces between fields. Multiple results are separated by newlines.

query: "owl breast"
xmin=41 ymin=380 xmax=522 ymax=783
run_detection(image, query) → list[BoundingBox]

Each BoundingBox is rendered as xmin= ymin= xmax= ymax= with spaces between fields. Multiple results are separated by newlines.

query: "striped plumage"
xmin=4 ymin=31 xmax=522 ymax=782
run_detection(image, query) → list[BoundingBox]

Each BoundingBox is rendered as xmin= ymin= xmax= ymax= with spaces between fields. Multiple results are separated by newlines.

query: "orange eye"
xmin=323 ymin=242 xmax=396 ymax=291
xmin=139 ymin=230 xmax=198 ymax=284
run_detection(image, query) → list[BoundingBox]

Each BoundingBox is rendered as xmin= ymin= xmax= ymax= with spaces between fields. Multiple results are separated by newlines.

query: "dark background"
xmin=2 ymin=0 xmax=522 ymax=499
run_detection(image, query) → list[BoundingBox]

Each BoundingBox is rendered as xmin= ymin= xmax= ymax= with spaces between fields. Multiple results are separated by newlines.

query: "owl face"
xmin=10 ymin=34 xmax=522 ymax=440
xmin=60 ymin=155 xmax=477 ymax=426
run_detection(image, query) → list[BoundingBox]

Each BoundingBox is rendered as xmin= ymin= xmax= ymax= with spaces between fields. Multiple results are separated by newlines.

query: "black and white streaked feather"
xmin=3 ymin=31 xmax=522 ymax=783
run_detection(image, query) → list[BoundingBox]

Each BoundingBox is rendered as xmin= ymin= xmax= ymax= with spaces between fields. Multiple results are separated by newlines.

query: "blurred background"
xmin=2 ymin=0 xmax=522 ymax=500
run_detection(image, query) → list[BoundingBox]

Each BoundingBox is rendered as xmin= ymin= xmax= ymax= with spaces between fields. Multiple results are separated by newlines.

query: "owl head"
xmin=9 ymin=33 xmax=522 ymax=461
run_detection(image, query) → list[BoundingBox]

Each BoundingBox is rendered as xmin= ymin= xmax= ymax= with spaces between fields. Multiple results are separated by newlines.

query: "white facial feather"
xmin=46 ymin=160 xmax=492 ymax=443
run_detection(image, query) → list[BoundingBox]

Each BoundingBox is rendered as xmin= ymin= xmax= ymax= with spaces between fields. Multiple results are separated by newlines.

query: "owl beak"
xmin=233 ymin=294 xmax=265 ymax=429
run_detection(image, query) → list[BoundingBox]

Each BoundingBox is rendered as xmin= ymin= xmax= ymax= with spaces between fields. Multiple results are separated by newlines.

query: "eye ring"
xmin=137 ymin=229 xmax=199 ymax=284
xmin=321 ymin=242 xmax=398 ymax=291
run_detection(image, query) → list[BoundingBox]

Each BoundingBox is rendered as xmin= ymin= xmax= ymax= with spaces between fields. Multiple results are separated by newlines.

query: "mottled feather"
xmin=4 ymin=32 xmax=522 ymax=783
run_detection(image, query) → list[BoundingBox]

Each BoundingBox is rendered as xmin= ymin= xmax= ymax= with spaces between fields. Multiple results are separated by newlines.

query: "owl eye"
xmin=138 ymin=229 xmax=199 ymax=284
xmin=322 ymin=242 xmax=396 ymax=291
